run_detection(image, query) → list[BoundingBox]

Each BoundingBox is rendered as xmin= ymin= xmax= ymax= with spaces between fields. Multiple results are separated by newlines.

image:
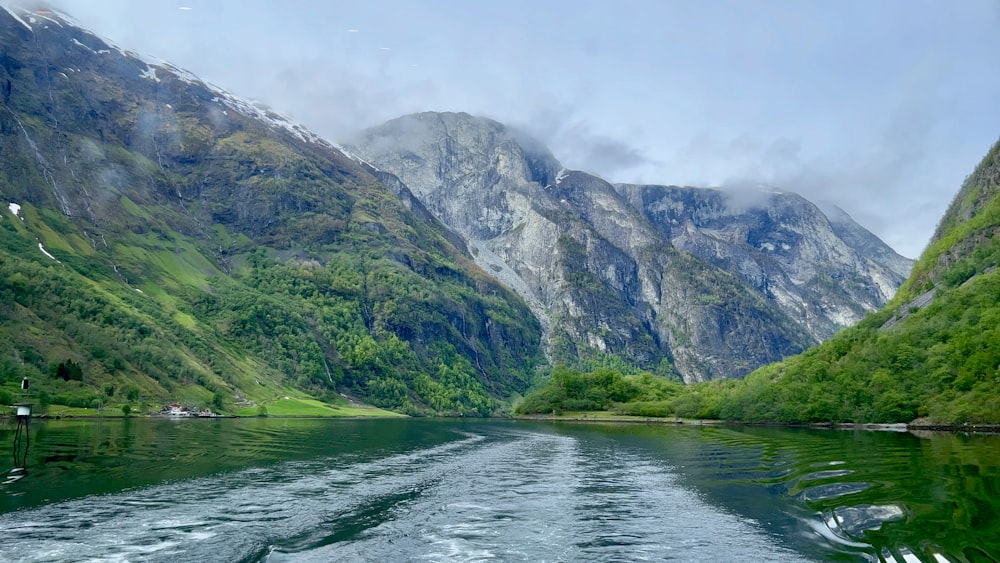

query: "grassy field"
xmin=515 ymin=410 xmax=715 ymax=424
xmin=5 ymin=399 xmax=404 ymax=419
xmin=235 ymin=396 xmax=405 ymax=418
xmin=42 ymin=405 xmax=114 ymax=417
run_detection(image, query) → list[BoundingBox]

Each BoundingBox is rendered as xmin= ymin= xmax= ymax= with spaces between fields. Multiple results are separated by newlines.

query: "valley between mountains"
xmin=2 ymin=5 xmax=998 ymax=425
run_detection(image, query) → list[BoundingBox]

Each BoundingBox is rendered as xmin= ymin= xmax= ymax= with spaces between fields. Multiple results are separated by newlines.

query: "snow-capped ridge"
xmin=3 ymin=5 xmax=373 ymax=170
xmin=141 ymin=62 xmax=373 ymax=167
xmin=1 ymin=5 xmax=32 ymax=31
xmin=2 ymin=5 xmax=80 ymax=31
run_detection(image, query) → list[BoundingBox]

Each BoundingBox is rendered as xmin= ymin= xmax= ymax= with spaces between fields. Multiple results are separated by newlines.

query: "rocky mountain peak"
xmin=618 ymin=184 xmax=912 ymax=340
xmin=351 ymin=112 xmax=561 ymax=196
xmin=352 ymin=112 xmax=913 ymax=382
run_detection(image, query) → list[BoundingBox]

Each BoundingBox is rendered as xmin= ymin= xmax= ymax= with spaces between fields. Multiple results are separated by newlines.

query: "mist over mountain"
xmin=702 ymin=138 xmax=1000 ymax=425
xmin=350 ymin=112 xmax=911 ymax=382
xmin=0 ymin=6 xmax=541 ymax=414
xmin=616 ymin=184 xmax=911 ymax=341
xmin=0 ymin=4 xmax=916 ymax=417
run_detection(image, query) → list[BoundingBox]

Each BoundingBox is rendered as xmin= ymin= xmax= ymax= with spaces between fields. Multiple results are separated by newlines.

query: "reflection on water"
xmin=570 ymin=423 xmax=1000 ymax=562
xmin=1 ymin=418 xmax=998 ymax=562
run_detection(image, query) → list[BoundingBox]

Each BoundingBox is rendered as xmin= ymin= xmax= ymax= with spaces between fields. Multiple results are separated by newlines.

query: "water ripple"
xmin=5 ymin=420 xmax=997 ymax=561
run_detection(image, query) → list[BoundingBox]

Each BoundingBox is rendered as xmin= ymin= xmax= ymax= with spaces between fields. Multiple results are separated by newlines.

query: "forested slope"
xmin=0 ymin=7 xmax=541 ymax=416
xmin=697 ymin=138 xmax=1000 ymax=424
xmin=518 ymin=139 xmax=1000 ymax=425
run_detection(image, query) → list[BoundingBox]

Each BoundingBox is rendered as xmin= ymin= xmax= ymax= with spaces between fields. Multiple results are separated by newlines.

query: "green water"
xmin=1 ymin=418 xmax=997 ymax=562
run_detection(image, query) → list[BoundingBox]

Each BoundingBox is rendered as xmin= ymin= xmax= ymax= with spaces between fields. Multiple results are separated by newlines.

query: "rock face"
xmin=724 ymin=139 xmax=1000 ymax=425
xmin=350 ymin=112 xmax=913 ymax=382
xmin=617 ymin=185 xmax=912 ymax=341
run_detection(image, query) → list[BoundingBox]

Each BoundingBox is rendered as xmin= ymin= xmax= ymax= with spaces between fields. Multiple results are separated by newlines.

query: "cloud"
xmin=779 ymin=82 xmax=947 ymax=256
xmin=513 ymin=106 xmax=657 ymax=179
xmin=344 ymin=111 xmax=439 ymax=158
xmin=653 ymin=94 xmax=946 ymax=258
xmin=668 ymin=131 xmax=804 ymax=189
xmin=31 ymin=0 xmax=1000 ymax=260
xmin=556 ymin=123 xmax=654 ymax=179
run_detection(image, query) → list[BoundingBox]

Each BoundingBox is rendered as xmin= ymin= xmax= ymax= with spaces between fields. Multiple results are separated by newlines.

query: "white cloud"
xmin=34 ymin=0 xmax=1000 ymax=258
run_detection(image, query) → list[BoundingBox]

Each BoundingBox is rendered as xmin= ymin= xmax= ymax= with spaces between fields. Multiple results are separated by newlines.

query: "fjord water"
xmin=1 ymin=419 xmax=997 ymax=562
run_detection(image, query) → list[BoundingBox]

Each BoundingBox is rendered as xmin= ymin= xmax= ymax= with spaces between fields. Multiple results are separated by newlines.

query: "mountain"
xmin=349 ymin=112 xmax=911 ymax=382
xmin=706 ymin=138 xmax=1000 ymax=424
xmin=0 ymin=7 xmax=541 ymax=415
xmin=616 ymin=185 xmax=911 ymax=341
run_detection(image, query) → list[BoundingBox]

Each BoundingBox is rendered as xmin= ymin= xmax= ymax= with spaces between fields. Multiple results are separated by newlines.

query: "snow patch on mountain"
xmin=38 ymin=242 xmax=59 ymax=262
xmin=140 ymin=66 xmax=160 ymax=83
xmin=70 ymin=37 xmax=94 ymax=53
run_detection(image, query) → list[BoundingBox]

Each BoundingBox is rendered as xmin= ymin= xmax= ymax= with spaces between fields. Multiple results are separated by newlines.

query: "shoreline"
xmin=5 ymin=412 xmax=1000 ymax=434
xmin=0 ymin=413 xmax=405 ymax=421
xmin=513 ymin=413 xmax=1000 ymax=434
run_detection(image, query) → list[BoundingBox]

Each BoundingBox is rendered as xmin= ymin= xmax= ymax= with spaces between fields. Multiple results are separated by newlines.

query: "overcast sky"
xmin=27 ymin=0 xmax=1000 ymax=258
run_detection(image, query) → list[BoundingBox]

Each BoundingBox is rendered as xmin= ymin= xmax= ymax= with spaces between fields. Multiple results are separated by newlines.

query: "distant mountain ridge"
xmin=703 ymin=138 xmax=1000 ymax=425
xmin=616 ymin=184 xmax=911 ymax=341
xmin=350 ymin=112 xmax=912 ymax=382
xmin=0 ymin=4 xmax=914 ymax=415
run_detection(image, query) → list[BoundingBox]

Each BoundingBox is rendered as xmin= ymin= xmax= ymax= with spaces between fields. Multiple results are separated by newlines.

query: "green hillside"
xmin=518 ymin=139 xmax=1000 ymax=425
xmin=0 ymin=10 xmax=541 ymax=416
xmin=673 ymin=139 xmax=1000 ymax=424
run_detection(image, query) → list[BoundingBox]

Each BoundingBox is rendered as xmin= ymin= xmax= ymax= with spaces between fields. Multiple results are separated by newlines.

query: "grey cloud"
xmin=514 ymin=106 xmax=657 ymax=179
xmin=344 ymin=111 xmax=438 ymax=158
xmin=558 ymin=124 xmax=654 ymax=178
xmin=675 ymin=132 xmax=804 ymax=188
xmin=666 ymin=101 xmax=942 ymax=258
xmin=224 ymin=61 xmax=444 ymax=144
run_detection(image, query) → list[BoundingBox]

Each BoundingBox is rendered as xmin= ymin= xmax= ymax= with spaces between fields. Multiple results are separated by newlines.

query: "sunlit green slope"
xmin=517 ymin=139 xmax=1000 ymax=424
xmin=713 ymin=139 xmax=1000 ymax=424
xmin=0 ymin=8 xmax=541 ymax=416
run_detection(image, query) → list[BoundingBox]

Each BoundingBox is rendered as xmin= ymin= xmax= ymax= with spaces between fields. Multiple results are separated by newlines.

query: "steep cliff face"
xmin=353 ymin=113 xmax=664 ymax=370
xmin=617 ymin=185 xmax=912 ymax=341
xmin=351 ymin=112 xmax=912 ymax=382
xmin=721 ymin=139 xmax=1000 ymax=425
xmin=351 ymin=113 xmax=821 ymax=381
